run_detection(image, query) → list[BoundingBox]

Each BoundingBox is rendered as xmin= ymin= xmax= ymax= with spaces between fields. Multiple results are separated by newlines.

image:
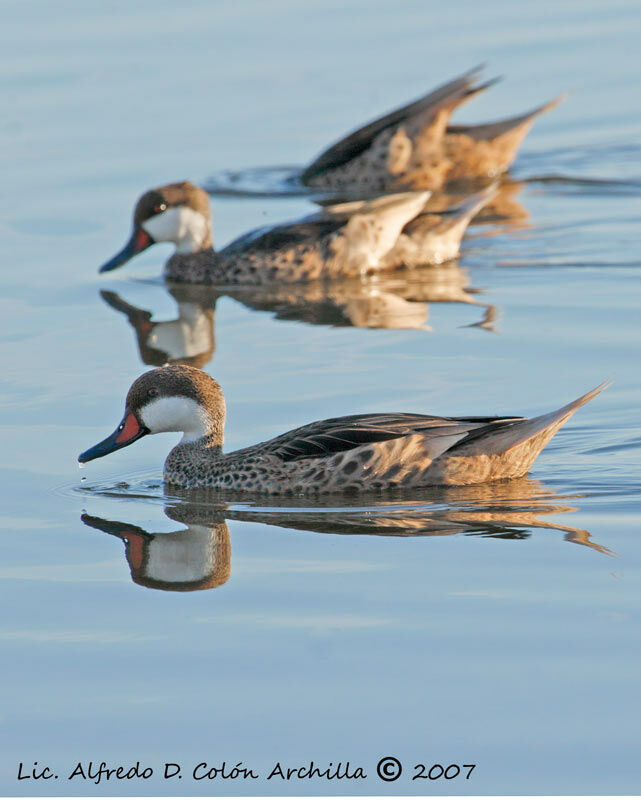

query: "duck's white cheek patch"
xmin=141 ymin=207 xmax=182 ymax=243
xmin=139 ymin=396 xmax=209 ymax=441
xmin=142 ymin=207 xmax=208 ymax=253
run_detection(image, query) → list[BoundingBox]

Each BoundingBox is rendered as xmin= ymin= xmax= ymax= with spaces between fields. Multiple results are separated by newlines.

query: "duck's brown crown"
xmin=133 ymin=181 xmax=211 ymax=228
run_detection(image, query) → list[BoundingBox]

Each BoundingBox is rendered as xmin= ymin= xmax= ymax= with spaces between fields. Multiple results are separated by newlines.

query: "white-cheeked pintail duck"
xmin=79 ymin=365 xmax=607 ymax=494
xmin=98 ymin=181 xmax=495 ymax=284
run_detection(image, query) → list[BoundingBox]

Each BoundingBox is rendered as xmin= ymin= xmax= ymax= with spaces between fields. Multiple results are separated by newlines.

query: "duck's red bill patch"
xmin=135 ymin=229 xmax=152 ymax=253
xmin=116 ymin=413 xmax=141 ymax=444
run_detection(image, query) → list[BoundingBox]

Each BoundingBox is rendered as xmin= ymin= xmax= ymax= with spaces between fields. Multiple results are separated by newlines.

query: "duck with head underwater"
xmin=299 ymin=66 xmax=563 ymax=193
xmin=79 ymin=365 xmax=608 ymax=494
xmin=98 ymin=180 xmax=495 ymax=285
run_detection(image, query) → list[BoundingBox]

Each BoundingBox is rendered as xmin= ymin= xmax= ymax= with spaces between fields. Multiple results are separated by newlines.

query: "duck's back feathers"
xmin=221 ymin=217 xmax=345 ymax=256
xmin=262 ymin=411 xmax=521 ymax=462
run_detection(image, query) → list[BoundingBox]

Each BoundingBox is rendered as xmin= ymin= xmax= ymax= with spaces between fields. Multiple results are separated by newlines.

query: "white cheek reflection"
xmin=142 ymin=207 xmax=209 ymax=252
xmin=149 ymin=304 xmax=212 ymax=360
xmin=145 ymin=526 xmax=216 ymax=583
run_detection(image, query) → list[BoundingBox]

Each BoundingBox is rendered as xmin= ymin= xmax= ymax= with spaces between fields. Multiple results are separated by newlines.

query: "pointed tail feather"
xmin=454 ymin=381 xmax=610 ymax=458
xmin=532 ymin=380 xmax=611 ymax=425
xmin=447 ymin=94 xmax=567 ymax=141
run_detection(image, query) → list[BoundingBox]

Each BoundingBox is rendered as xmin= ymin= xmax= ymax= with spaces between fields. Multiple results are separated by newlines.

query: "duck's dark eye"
xmin=147 ymin=387 xmax=159 ymax=399
xmin=153 ymin=203 xmax=167 ymax=215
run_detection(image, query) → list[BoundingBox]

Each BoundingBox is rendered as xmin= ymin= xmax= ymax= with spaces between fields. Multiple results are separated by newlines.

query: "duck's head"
xmin=78 ymin=364 xmax=225 ymax=463
xmin=99 ymin=182 xmax=213 ymax=273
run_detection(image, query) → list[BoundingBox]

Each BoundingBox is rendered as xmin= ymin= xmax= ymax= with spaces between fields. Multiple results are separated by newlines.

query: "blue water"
xmin=1 ymin=0 xmax=640 ymax=795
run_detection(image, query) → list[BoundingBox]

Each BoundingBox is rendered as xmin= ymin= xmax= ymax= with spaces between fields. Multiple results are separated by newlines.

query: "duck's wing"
xmin=258 ymin=383 xmax=607 ymax=464
xmin=221 ymin=216 xmax=345 ymax=256
xmin=301 ymin=67 xmax=493 ymax=183
xmin=262 ymin=412 xmax=522 ymax=462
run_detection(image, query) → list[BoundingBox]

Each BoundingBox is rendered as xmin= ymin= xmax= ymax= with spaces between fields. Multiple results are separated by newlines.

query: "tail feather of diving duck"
xmin=443 ymin=95 xmax=567 ymax=181
xmin=446 ymin=94 xmax=567 ymax=142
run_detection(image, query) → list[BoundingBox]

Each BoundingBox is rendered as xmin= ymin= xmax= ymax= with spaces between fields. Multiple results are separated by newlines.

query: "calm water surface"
xmin=1 ymin=0 xmax=640 ymax=795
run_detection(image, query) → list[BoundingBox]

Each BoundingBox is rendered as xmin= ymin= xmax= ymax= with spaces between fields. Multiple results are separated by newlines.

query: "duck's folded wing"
xmin=301 ymin=67 xmax=491 ymax=183
xmin=221 ymin=216 xmax=346 ymax=255
xmin=263 ymin=412 xmax=522 ymax=462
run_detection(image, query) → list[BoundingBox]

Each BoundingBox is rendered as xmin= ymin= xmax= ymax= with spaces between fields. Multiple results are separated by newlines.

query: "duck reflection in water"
xmin=425 ymin=178 xmax=530 ymax=228
xmin=100 ymin=287 xmax=216 ymax=368
xmin=81 ymin=478 xmax=612 ymax=593
xmin=82 ymin=506 xmax=231 ymax=592
xmin=100 ymin=262 xmax=497 ymax=369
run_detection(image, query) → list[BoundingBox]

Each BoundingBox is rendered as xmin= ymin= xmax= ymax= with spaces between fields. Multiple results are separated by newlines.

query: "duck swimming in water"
xmin=78 ymin=365 xmax=607 ymax=494
xmin=300 ymin=67 xmax=562 ymax=194
xmin=98 ymin=181 xmax=494 ymax=284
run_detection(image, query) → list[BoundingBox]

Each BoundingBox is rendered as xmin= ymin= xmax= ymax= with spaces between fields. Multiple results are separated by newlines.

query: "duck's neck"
xmin=179 ymin=431 xmax=223 ymax=451
xmin=165 ymin=247 xmax=222 ymax=284
xmin=175 ymin=228 xmax=214 ymax=254
xmin=164 ymin=432 xmax=223 ymax=489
